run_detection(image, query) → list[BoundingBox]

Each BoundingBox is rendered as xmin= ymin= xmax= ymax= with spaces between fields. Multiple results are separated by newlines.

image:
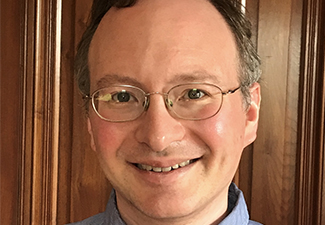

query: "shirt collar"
xmin=219 ymin=183 xmax=250 ymax=224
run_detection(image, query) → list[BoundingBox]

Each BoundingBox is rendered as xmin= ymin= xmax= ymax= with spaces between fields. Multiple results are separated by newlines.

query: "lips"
xmin=135 ymin=158 xmax=198 ymax=173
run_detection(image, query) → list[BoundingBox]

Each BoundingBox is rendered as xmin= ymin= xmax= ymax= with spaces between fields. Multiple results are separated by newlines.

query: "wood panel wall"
xmin=296 ymin=0 xmax=325 ymax=224
xmin=1 ymin=0 xmax=324 ymax=224
xmin=1 ymin=0 xmax=22 ymax=224
xmin=250 ymin=0 xmax=301 ymax=223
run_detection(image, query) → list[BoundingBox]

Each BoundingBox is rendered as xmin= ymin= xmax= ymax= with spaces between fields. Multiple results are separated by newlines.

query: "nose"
xmin=135 ymin=94 xmax=185 ymax=152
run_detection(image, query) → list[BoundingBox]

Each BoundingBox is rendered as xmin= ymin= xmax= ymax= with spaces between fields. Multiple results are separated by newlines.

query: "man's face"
xmin=87 ymin=0 xmax=260 ymax=223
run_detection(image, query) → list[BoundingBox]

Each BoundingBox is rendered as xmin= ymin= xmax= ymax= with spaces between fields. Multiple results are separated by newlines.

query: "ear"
xmin=87 ymin=118 xmax=97 ymax=152
xmin=243 ymin=82 xmax=261 ymax=147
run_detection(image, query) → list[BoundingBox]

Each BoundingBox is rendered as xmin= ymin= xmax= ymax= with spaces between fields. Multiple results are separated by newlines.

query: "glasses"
xmin=85 ymin=83 xmax=241 ymax=122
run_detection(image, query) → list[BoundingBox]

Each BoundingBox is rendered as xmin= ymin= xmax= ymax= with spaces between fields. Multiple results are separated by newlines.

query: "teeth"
xmin=179 ymin=160 xmax=190 ymax=167
xmin=153 ymin=167 xmax=162 ymax=172
xmin=140 ymin=164 xmax=152 ymax=171
xmin=137 ymin=159 xmax=195 ymax=173
xmin=146 ymin=165 xmax=152 ymax=171
xmin=172 ymin=164 xmax=179 ymax=169
xmin=162 ymin=167 xmax=172 ymax=172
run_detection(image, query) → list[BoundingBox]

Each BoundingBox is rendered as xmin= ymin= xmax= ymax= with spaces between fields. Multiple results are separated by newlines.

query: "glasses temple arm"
xmin=222 ymin=86 xmax=241 ymax=95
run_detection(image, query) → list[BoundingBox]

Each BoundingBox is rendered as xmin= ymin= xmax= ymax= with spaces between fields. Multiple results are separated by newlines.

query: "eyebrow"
xmin=96 ymin=74 xmax=143 ymax=88
xmin=168 ymin=70 xmax=221 ymax=84
xmin=95 ymin=70 xmax=222 ymax=88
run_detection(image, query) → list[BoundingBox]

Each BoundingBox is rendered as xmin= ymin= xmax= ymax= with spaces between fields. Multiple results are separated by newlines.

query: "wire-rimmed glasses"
xmin=85 ymin=83 xmax=241 ymax=122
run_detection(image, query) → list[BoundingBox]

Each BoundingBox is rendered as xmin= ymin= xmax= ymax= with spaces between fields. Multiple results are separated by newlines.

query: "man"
xmin=71 ymin=0 xmax=262 ymax=224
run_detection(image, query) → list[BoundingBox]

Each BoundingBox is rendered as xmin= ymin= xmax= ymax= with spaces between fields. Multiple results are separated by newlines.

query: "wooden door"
xmin=1 ymin=0 xmax=324 ymax=224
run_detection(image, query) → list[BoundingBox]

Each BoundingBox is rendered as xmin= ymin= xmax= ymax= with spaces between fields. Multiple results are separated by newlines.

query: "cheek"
xmin=90 ymin=117 xmax=131 ymax=155
xmin=192 ymin=111 xmax=247 ymax=153
xmin=194 ymin=112 xmax=247 ymax=177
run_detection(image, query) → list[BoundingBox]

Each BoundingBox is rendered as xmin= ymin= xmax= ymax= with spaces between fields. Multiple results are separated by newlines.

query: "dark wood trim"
xmin=56 ymin=0 xmax=76 ymax=223
xmin=296 ymin=0 xmax=325 ymax=224
xmin=0 ymin=0 xmax=23 ymax=224
xmin=19 ymin=0 xmax=62 ymax=224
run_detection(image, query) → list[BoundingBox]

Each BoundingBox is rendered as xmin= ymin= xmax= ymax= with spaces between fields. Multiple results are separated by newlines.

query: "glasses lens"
xmin=92 ymin=86 xmax=146 ymax=122
xmin=167 ymin=83 xmax=223 ymax=120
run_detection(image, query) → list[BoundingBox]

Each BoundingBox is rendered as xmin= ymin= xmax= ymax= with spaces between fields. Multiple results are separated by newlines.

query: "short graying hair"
xmin=75 ymin=0 xmax=261 ymax=108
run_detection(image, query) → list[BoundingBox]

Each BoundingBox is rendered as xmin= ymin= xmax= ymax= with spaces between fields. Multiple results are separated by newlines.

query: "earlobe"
xmin=87 ymin=118 xmax=97 ymax=152
xmin=244 ymin=82 xmax=261 ymax=147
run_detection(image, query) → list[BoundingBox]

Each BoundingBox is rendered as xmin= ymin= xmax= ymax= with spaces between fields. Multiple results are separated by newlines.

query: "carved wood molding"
xmin=296 ymin=0 xmax=325 ymax=224
xmin=19 ymin=0 xmax=62 ymax=224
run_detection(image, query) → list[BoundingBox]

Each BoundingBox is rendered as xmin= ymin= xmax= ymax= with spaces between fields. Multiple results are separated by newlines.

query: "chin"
xmin=139 ymin=202 xmax=194 ymax=221
xmin=132 ymin=190 xmax=199 ymax=221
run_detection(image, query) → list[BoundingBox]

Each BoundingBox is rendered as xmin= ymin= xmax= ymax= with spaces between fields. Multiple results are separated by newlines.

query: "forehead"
xmin=88 ymin=0 xmax=238 ymax=90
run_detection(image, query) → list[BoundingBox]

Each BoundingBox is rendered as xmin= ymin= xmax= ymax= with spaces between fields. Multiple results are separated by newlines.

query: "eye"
xmin=111 ymin=90 xmax=136 ymax=102
xmin=184 ymin=89 xmax=206 ymax=100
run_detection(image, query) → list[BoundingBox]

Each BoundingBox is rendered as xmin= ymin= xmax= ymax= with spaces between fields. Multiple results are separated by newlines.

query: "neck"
xmin=117 ymin=190 xmax=229 ymax=225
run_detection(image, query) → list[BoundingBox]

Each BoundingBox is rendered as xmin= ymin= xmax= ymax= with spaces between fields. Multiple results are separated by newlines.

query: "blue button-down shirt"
xmin=68 ymin=183 xmax=262 ymax=225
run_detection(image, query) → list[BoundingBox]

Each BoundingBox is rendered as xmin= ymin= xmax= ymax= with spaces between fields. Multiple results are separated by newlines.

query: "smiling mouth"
xmin=135 ymin=158 xmax=199 ymax=173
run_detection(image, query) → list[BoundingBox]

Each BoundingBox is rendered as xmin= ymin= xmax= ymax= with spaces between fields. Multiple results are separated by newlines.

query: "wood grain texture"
xmin=250 ymin=0 xmax=301 ymax=224
xmin=19 ymin=0 xmax=62 ymax=224
xmin=0 ymin=0 xmax=22 ymax=224
xmin=296 ymin=0 xmax=325 ymax=224
xmin=56 ymin=0 xmax=75 ymax=224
